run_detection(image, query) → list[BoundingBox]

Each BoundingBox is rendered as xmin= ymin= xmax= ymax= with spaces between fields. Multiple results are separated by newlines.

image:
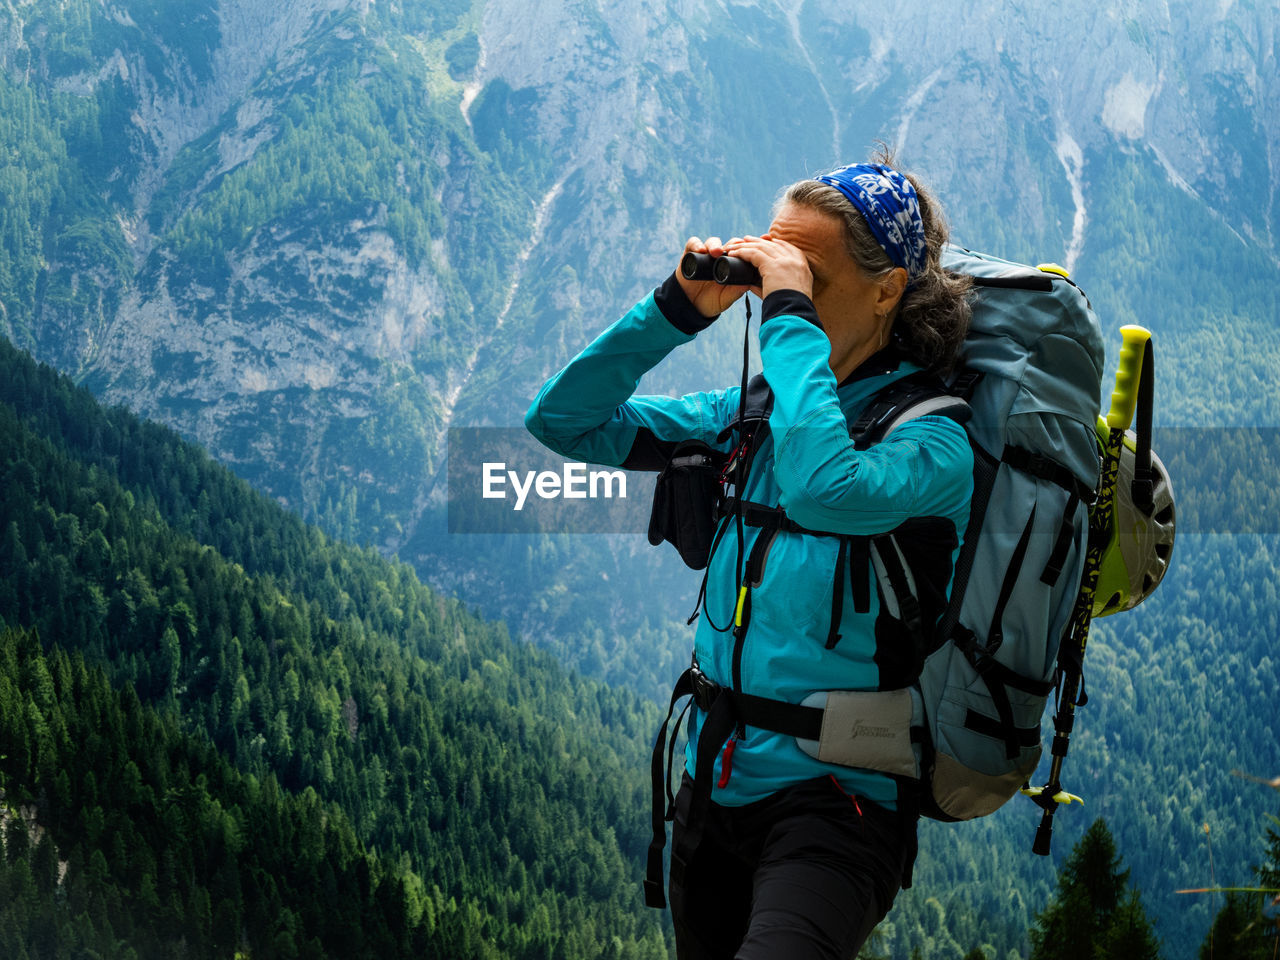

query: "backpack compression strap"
xmin=929 ymin=418 xmax=1096 ymax=765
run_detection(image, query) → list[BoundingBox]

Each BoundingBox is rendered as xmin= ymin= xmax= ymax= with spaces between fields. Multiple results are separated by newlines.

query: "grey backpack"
xmin=919 ymin=246 xmax=1104 ymax=820
xmin=730 ymin=245 xmax=1106 ymax=821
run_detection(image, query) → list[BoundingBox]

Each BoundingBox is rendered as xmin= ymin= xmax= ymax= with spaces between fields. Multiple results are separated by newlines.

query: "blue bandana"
xmin=814 ymin=163 xmax=927 ymax=282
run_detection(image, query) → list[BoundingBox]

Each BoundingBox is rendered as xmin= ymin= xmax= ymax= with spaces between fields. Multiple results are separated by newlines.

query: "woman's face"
xmin=765 ymin=201 xmax=902 ymax=381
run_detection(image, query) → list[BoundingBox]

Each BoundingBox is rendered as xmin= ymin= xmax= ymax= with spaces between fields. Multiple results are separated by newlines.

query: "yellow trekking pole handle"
xmin=1095 ymin=327 xmax=1152 ymax=537
xmin=1106 ymin=326 xmax=1152 ymax=430
xmin=1030 ymin=324 xmax=1151 ymax=856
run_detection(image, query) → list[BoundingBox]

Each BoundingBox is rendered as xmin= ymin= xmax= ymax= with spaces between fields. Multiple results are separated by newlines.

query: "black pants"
xmin=669 ymin=774 xmax=915 ymax=960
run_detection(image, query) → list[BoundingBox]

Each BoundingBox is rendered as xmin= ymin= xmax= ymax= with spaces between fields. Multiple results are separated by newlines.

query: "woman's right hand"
xmin=675 ymin=236 xmax=754 ymax=319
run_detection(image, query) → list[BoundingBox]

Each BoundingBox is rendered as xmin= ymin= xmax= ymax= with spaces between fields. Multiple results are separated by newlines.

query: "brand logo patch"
xmin=849 ymin=722 xmax=897 ymax=740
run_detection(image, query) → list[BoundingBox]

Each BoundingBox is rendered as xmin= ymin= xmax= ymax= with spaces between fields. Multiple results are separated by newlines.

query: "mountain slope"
xmin=0 ymin=334 xmax=671 ymax=959
xmin=0 ymin=624 xmax=434 ymax=957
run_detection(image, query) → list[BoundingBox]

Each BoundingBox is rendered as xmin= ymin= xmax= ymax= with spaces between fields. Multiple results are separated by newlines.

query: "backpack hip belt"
xmin=645 ymin=658 xmax=919 ymax=909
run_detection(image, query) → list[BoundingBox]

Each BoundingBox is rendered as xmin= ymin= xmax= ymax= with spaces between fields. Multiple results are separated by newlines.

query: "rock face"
xmin=1 ymin=0 xmax=1275 ymax=552
xmin=2 ymin=0 xmax=514 ymax=545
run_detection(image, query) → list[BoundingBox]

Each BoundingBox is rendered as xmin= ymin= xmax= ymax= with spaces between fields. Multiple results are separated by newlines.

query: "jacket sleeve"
xmin=525 ymin=276 xmax=740 ymax=468
xmin=758 ymin=290 xmax=973 ymax=535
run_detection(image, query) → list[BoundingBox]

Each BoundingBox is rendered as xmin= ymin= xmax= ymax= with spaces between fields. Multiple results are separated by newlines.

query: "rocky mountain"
xmin=2 ymin=1 xmax=1279 ymax=955
xmin=3 ymin=0 xmax=1276 ymax=548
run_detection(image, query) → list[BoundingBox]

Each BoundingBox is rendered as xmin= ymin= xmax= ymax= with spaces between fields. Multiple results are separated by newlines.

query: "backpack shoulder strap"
xmin=851 ymin=372 xmax=971 ymax=450
xmin=743 ymin=373 xmax=774 ymax=422
xmin=715 ymin=373 xmax=774 ymax=444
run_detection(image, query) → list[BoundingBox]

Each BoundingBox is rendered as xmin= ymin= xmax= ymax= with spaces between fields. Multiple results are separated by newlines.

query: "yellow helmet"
xmin=1091 ymin=420 xmax=1176 ymax=617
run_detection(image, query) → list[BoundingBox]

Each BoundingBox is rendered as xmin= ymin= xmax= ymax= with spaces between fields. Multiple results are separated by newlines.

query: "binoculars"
xmin=680 ymin=251 xmax=762 ymax=287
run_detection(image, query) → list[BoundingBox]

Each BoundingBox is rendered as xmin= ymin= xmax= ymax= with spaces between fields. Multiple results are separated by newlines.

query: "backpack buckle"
xmin=949 ymin=369 xmax=984 ymax=400
xmin=689 ymin=666 xmax=722 ymax=711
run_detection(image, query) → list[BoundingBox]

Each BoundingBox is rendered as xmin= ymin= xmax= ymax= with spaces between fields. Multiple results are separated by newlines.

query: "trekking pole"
xmin=1027 ymin=325 xmax=1152 ymax=856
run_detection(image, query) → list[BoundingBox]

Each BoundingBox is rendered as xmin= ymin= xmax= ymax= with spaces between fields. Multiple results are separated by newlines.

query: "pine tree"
xmin=1198 ymin=892 xmax=1272 ymax=960
xmin=1261 ymin=814 xmax=1280 ymax=891
xmin=855 ymin=927 xmax=889 ymax=960
xmin=1097 ymin=889 xmax=1162 ymax=960
xmin=1029 ymin=818 xmax=1159 ymax=960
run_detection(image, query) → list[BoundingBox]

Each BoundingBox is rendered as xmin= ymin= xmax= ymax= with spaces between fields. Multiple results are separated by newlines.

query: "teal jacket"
xmin=526 ymin=278 xmax=973 ymax=809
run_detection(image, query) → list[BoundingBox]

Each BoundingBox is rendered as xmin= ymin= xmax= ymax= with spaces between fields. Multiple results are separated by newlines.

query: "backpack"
xmin=917 ymin=245 xmax=1104 ymax=821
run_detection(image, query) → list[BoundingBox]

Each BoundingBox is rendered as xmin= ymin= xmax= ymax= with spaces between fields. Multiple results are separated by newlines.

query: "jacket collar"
xmin=837 ymin=341 xmax=908 ymax=386
xmin=835 ymin=341 xmax=922 ymax=413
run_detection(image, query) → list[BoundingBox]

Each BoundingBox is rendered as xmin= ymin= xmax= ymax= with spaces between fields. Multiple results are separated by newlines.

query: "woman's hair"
xmin=779 ymin=147 xmax=971 ymax=373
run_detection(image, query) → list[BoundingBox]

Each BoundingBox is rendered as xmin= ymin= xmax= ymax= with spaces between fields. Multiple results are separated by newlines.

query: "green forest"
xmin=0 ymin=336 xmax=671 ymax=957
xmin=1 ymin=623 xmax=433 ymax=958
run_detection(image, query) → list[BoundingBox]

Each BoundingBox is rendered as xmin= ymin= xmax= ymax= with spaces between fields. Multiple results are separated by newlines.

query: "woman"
xmin=526 ymin=152 xmax=973 ymax=959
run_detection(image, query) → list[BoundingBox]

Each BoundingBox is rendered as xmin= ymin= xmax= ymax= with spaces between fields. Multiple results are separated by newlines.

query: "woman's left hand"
xmin=724 ymin=234 xmax=813 ymax=302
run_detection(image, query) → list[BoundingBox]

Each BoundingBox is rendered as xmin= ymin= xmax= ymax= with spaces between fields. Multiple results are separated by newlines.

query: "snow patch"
xmin=1149 ymin=144 xmax=1199 ymax=198
xmin=1055 ymin=128 xmax=1087 ymax=273
xmin=1101 ymin=74 xmax=1156 ymax=140
xmin=895 ymin=67 xmax=945 ymax=152
xmin=460 ymin=36 xmax=488 ymax=127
